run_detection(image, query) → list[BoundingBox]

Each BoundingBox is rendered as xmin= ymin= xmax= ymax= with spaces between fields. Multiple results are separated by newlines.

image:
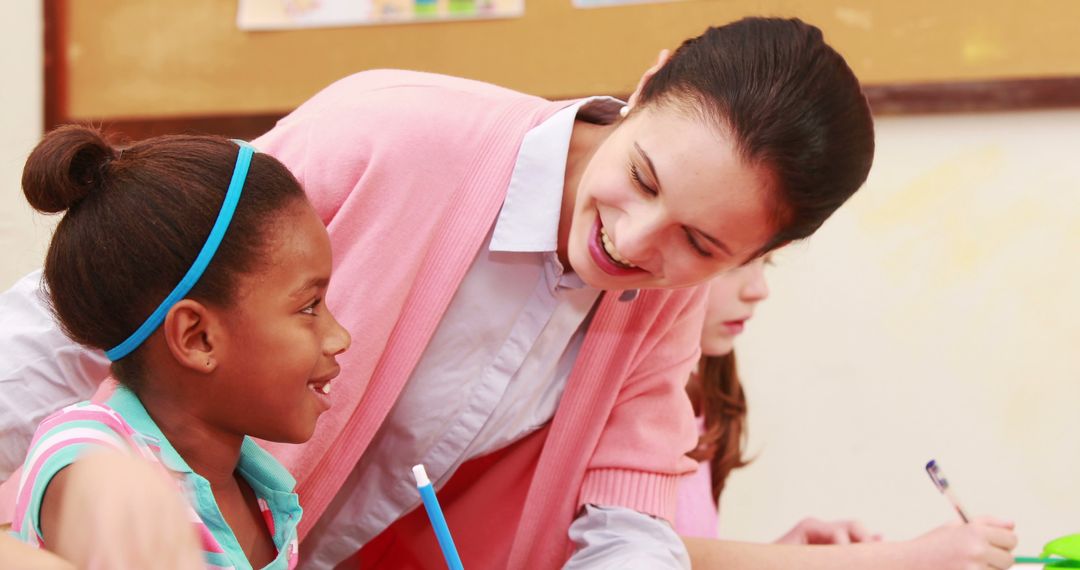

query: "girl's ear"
xmin=162 ymin=299 xmax=221 ymax=374
xmin=624 ymin=49 xmax=671 ymax=114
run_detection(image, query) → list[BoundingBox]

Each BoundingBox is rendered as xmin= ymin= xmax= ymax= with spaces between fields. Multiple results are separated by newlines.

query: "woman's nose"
xmin=613 ymin=207 xmax=667 ymax=268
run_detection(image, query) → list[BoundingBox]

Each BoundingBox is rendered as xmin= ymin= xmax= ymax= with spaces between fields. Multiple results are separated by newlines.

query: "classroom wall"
xmin=723 ymin=109 xmax=1080 ymax=558
xmin=0 ymin=3 xmax=48 ymax=289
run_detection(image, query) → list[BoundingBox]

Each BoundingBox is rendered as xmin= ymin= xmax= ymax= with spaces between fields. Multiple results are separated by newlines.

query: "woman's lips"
xmin=588 ymin=218 xmax=643 ymax=277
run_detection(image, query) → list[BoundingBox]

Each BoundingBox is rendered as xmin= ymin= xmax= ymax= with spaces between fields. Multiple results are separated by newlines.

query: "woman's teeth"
xmin=600 ymin=227 xmax=637 ymax=268
xmin=310 ymin=382 xmax=331 ymax=395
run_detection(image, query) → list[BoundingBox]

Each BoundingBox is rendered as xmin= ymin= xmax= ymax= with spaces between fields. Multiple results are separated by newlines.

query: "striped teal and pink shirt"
xmin=10 ymin=386 xmax=301 ymax=570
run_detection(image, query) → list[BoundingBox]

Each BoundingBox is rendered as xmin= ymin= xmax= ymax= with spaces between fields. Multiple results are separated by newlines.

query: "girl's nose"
xmin=740 ymin=258 xmax=770 ymax=302
xmin=324 ymin=312 xmax=351 ymax=356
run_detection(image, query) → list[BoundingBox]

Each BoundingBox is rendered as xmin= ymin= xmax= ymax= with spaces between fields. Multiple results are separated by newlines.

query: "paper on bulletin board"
xmin=237 ymin=0 xmax=524 ymax=30
xmin=572 ymin=0 xmax=685 ymax=7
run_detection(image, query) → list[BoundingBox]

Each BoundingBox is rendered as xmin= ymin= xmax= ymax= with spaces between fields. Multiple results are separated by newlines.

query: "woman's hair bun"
xmin=22 ymin=125 xmax=119 ymax=213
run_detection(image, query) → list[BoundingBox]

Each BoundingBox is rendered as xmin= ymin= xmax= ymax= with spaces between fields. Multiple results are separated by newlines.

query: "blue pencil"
xmin=412 ymin=464 xmax=465 ymax=570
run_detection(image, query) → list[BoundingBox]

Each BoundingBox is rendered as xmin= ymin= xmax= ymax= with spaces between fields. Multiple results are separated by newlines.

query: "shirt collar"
xmin=106 ymin=385 xmax=296 ymax=492
xmin=490 ymin=96 xmax=624 ymax=253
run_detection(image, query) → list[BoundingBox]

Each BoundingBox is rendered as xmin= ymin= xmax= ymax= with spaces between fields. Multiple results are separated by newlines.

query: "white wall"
xmin=0 ymin=3 xmax=47 ymax=289
xmin=723 ymin=109 xmax=1080 ymax=558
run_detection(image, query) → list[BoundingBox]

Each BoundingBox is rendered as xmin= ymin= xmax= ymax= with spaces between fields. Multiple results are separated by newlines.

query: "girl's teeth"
xmin=320 ymin=382 xmax=331 ymax=395
xmin=600 ymin=228 xmax=636 ymax=268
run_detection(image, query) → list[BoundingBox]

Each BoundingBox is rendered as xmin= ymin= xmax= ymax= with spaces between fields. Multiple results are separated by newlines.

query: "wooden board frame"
xmin=44 ymin=0 xmax=1080 ymax=140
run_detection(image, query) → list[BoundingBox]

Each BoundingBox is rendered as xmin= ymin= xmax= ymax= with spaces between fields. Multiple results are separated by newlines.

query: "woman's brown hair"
xmin=636 ymin=17 xmax=875 ymax=257
xmin=686 ymin=352 xmax=750 ymax=504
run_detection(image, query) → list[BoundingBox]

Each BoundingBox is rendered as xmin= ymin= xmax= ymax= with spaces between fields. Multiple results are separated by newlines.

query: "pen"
xmin=1014 ymin=556 xmax=1075 ymax=566
xmin=412 ymin=464 xmax=465 ymax=570
xmin=925 ymin=459 xmax=971 ymax=523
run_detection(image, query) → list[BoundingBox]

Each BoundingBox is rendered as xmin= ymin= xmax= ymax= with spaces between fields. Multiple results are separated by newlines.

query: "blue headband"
xmin=105 ymin=140 xmax=256 ymax=361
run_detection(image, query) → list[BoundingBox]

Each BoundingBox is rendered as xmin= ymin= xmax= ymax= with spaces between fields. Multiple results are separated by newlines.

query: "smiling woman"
xmin=1 ymin=16 xmax=874 ymax=570
xmin=560 ymin=18 xmax=873 ymax=293
xmin=562 ymin=108 xmax=778 ymax=290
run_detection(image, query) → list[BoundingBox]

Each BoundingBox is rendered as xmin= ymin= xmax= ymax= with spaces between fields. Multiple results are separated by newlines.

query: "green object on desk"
xmin=1017 ymin=533 xmax=1080 ymax=567
xmin=1044 ymin=534 xmax=1080 ymax=561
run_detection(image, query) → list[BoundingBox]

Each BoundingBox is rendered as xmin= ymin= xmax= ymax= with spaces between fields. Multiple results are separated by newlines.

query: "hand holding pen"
xmin=924 ymin=459 xmax=1025 ymax=568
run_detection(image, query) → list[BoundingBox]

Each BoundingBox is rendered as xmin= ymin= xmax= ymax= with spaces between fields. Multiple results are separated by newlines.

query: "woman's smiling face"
xmin=560 ymin=104 xmax=779 ymax=291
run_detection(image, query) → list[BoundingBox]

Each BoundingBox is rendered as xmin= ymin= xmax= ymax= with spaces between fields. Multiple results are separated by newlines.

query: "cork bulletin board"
xmin=49 ymin=0 xmax=1080 ymax=135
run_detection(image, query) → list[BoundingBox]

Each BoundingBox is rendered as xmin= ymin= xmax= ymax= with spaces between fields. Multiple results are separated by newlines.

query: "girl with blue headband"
xmin=8 ymin=125 xmax=351 ymax=569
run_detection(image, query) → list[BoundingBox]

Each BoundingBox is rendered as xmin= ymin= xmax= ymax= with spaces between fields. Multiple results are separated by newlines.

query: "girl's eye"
xmin=629 ymin=163 xmax=658 ymax=196
xmin=301 ymin=298 xmax=322 ymax=315
xmin=683 ymin=228 xmax=713 ymax=258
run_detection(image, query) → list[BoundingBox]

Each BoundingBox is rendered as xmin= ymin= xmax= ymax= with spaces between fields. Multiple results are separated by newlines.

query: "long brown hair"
xmin=686 ymin=351 xmax=750 ymax=504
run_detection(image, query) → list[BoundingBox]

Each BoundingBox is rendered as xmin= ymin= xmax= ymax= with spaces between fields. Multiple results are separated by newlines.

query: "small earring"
xmin=619 ymin=105 xmax=630 ymax=118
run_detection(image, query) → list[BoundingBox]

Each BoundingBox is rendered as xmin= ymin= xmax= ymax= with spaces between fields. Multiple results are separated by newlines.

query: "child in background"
xmin=678 ymin=258 xmax=1019 ymax=569
xmin=9 ymin=126 xmax=351 ymax=569
xmin=676 ymin=256 xmax=769 ymax=538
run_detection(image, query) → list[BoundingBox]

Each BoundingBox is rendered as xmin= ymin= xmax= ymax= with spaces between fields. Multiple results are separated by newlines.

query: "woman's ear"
xmin=624 ymin=49 xmax=671 ymax=114
xmin=162 ymin=299 xmax=221 ymax=374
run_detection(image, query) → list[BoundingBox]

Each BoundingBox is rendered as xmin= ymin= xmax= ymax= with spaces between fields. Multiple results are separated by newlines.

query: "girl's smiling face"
xmin=560 ymin=104 xmax=780 ymax=291
xmin=210 ymin=200 xmax=351 ymax=444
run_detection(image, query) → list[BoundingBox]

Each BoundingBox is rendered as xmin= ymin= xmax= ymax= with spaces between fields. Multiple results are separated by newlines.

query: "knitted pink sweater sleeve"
xmin=578 ymin=286 xmax=707 ymax=523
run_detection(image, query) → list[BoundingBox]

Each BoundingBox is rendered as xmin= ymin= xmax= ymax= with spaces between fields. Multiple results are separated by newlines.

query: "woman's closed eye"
xmin=628 ymin=163 xmax=657 ymax=196
xmin=630 ymin=162 xmax=713 ymax=258
xmin=683 ymin=228 xmax=712 ymax=257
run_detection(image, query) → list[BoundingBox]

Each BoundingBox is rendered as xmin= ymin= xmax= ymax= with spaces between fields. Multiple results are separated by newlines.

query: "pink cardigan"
xmin=251 ymin=70 xmax=703 ymax=568
xmin=674 ymin=418 xmax=720 ymax=538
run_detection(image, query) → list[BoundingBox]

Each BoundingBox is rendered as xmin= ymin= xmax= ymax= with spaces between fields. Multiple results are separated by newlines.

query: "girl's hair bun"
xmin=22 ymin=125 xmax=119 ymax=213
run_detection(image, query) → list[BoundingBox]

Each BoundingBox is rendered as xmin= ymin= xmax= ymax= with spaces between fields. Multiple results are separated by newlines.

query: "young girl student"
xmin=676 ymin=261 xmax=1019 ymax=569
xmin=4 ymin=18 xmax=875 ymax=567
xmin=9 ymin=126 xmax=351 ymax=568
